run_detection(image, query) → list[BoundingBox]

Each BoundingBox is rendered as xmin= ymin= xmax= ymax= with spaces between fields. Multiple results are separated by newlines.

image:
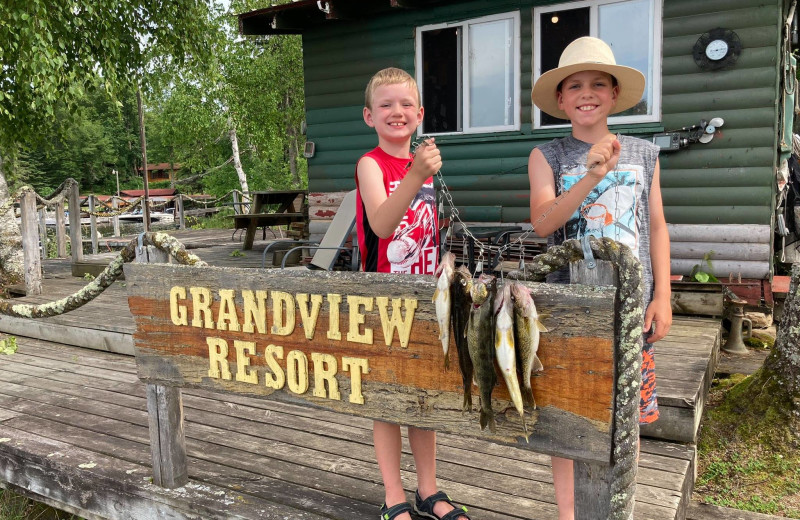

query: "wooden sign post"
xmin=125 ymin=263 xmax=622 ymax=516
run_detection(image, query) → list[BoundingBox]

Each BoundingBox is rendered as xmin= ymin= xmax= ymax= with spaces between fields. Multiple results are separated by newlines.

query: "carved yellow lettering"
xmin=311 ymin=353 xmax=341 ymax=401
xmin=342 ymin=357 xmax=369 ymax=405
xmin=271 ymin=291 xmax=296 ymax=336
xmin=242 ymin=290 xmax=268 ymax=334
xmin=264 ymin=344 xmax=285 ymax=390
xmin=286 ymin=350 xmax=309 ymax=394
xmin=346 ymin=295 xmax=373 ymax=344
xmin=206 ymin=337 xmax=231 ymax=380
xmin=375 ymin=297 xmax=417 ymax=349
xmin=169 ymin=286 xmax=188 ymax=326
xmin=190 ymin=287 xmax=215 ymax=329
xmin=296 ymin=293 xmax=323 ymax=340
xmin=326 ymin=293 xmax=342 ymax=341
xmin=233 ymin=340 xmax=258 ymax=385
xmin=216 ymin=289 xmax=241 ymax=332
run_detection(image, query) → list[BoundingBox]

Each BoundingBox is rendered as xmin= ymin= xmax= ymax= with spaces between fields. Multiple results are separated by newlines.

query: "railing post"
xmin=136 ymin=242 xmax=188 ymax=489
xmin=571 ymin=259 xmax=618 ymax=519
xmin=38 ymin=206 xmax=48 ymax=259
xmin=19 ymin=191 xmax=42 ymax=295
xmin=232 ymin=190 xmax=240 ymax=215
xmin=113 ymin=197 xmax=121 ymax=237
xmin=177 ymin=194 xmax=185 ymax=229
xmin=68 ymin=184 xmax=83 ymax=263
xmin=55 ymin=201 xmax=67 ymax=257
xmin=89 ymin=194 xmax=98 ymax=254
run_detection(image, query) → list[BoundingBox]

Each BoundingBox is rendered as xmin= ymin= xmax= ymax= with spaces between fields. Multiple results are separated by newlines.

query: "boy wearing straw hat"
xmin=529 ymin=37 xmax=672 ymax=519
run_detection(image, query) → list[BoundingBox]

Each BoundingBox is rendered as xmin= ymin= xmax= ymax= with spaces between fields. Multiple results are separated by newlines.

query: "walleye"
xmin=467 ymin=273 xmax=497 ymax=432
xmin=494 ymin=283 xmax=526 ymax=433
xmin=450 ymin=265 xmax=474 ymax=411
xmin=432 ymin=251 xmax=456 ymax=368
xmin=511 ymin=282 xmax=547 ymax=409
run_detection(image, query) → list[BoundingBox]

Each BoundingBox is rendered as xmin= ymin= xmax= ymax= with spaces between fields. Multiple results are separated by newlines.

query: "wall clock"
xmin=693 ymin=28 xmax=742 ymax=71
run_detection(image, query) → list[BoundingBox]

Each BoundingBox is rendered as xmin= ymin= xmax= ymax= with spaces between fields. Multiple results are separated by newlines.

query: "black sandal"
xmin=379 ymin=501 xmax=413 ymax=520
xmin=414 ymin=490 xmax=471 ymax=520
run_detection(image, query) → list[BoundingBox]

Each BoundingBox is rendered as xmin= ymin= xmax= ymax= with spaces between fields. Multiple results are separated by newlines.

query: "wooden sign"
xmin=125 ymin=264 xmax=616 ymax=464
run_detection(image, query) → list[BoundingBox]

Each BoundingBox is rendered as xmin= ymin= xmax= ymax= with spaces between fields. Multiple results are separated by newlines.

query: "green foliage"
xmin=230 ymin=249 xmax=245 ymax=257
xmin=189 ymin=207 xmax=235 ymax=229
xmin=695 ymin=372 xmax=800 ymax=517
xmin=0 ymin=0 xmax=216 ymax=154
xmin=689 ymin=250 xmax=719 ymax=283
xmin=0 ymin=488 xmax=83 ymax=519
xmin=0 ymin=335 xmax=17 ymax=355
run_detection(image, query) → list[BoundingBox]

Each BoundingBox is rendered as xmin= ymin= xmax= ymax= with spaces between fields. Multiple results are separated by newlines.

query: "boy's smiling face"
xmin=363 ymin=82 xmax=423 ymax=146
xmin=557 ymin=70 xmax=619 ymax=126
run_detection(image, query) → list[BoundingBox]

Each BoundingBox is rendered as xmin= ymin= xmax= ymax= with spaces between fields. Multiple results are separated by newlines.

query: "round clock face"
xmin=705 ymin=39 xmax=729 ymax=61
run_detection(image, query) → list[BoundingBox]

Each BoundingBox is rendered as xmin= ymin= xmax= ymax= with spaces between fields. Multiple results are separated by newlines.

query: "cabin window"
xmin=533 ymin=0 xmax=662 ymax=128
xmin=416 ymin=11 xmax=521 ymax=135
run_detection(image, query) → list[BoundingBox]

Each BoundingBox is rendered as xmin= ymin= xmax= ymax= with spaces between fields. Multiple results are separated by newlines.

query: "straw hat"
xmin=531 ymin=37 xmax=645 ymax=120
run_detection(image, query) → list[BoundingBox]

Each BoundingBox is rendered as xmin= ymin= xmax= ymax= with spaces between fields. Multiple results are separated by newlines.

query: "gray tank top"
xmin=537 ymin=134 xmax=659 ymax=306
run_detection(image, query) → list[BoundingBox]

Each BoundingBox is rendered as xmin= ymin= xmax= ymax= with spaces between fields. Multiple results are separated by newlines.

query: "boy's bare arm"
xmin=357 ymin=141 xmax=441 ymax=238
xmin=645 ymin=160 xmax=672 ymax=342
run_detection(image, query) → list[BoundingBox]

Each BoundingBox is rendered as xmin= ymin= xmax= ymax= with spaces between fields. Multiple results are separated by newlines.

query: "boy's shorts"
xmin=639 ymin=339 xmax=659 ymax=424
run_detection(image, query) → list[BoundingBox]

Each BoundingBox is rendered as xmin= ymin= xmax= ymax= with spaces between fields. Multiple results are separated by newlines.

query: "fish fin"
xmin=443 ymin=353 xmax=449 ymax=370
xmin=535 ymin=320 xmax=549 ymax=333
xmin=533 ymin=355 xmax=544 ymax=372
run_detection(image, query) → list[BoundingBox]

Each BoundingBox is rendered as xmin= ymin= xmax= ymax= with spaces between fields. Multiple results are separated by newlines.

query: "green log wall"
xmin=302 ymin=0 xmax=785 ymax=227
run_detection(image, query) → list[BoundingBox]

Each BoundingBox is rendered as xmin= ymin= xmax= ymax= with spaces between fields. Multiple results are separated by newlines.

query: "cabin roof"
xmin=238 ymin=0 xmax=452 ymax=35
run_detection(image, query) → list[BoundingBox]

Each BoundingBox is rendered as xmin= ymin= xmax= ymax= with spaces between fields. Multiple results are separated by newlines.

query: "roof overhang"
xmin=238 ymin=0 xmax=448 ymax=36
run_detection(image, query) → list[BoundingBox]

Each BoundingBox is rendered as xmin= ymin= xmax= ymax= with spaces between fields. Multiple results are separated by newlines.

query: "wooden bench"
xmin=231 ymin=212 xmax=306 ymax=249
xmin=124 ymin=254 xmax=634 ymax=519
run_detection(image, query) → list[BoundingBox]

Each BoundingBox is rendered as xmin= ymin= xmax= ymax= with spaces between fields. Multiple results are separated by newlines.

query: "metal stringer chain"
xmin=0 ymin=232 xmax=207 ymax=319
xmin=508 ymin=235 xmax=643 ymax=520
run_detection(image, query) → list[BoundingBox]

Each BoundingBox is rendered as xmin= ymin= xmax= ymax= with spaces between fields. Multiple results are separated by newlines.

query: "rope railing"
xmin=0 ymin=232 xmax=206 ymax=319
xmin=0 ymin=178 xmax=80 ymax=216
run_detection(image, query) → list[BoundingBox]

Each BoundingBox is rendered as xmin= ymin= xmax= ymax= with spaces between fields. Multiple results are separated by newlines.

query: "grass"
xmin=694 ymin=368 xmax=800 ymax=517
xmin=0 ymin=488 xmax=83 ymax=520
xmin=188 ymin=208 xmax=235 ymax=230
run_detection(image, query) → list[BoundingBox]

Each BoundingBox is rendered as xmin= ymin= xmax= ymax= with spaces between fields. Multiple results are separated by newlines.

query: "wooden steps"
xmin=0 ymin=337 xmax=694 ymax=520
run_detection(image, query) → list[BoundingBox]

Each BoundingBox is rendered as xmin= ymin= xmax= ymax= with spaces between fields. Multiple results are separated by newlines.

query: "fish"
xmin=511 ymin=282 xmax=548 ymax=409
xmin=494 ymin=283 xmax=526 ymax=434
xmin=432 ymin=251 xmax=456 ymax=368
xmin=467 ymin=273 xmax=497 ymax=432
xmin=450 ymin=265 xmax=474 ymax=411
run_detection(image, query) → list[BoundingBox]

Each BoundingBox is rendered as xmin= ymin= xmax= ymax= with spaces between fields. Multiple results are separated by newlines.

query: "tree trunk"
xmin=0 ymin=154 xmax=24 ymax=287
xmin=228 ymin=117 xmax=250 ymax=202
xmin=764 ymin=263 xmax=800 ymax=401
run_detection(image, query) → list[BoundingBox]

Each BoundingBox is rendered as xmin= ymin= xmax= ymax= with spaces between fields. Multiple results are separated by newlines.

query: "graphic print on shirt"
xmin=561 ymin=164 xmax=644 ymax=258
xmin=385 ymin=180 xmax=437 ymax=274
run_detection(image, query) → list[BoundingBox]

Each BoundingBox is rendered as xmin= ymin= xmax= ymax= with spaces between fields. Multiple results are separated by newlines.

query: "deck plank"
xmin=0 ymin=336 xmax=689 ymax=519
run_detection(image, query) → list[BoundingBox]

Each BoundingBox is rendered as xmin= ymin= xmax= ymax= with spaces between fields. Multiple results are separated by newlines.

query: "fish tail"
xmin=522 ymin=386 xmax=536 ymax=409
xmin=462 ymin=391 xmax=472 ymax=412
xmin=479 ymin=410 xmax=496 ymax=433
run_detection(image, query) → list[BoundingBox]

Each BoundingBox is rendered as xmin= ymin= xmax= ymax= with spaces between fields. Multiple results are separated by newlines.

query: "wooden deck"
xmin=0 ymin=229 xmax=718 ymax=519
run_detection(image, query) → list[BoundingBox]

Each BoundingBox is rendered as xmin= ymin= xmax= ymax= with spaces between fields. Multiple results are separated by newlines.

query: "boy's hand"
xmin=409 ymin=138 xmax=442 ymax=180
xmin=586 ymin=134 xmax=620 ymax=179
xmin=644 ymin=295 xmax=672 ymax=343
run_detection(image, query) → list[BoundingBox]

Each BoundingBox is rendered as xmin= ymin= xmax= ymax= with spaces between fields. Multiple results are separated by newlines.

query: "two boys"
xmin=357 ymin=36 xmax=671 ymax=520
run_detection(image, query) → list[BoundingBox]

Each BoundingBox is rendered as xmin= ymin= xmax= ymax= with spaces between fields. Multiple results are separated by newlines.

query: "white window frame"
xmin=415 ymin=11 xmax=521 ymax=136
xmin=532 ymin=0 xmax=662 ymax=129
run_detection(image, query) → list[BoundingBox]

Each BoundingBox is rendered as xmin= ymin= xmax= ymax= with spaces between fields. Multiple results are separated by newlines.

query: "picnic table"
xmin=232 ymin=189 xmax=307 ymax=250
